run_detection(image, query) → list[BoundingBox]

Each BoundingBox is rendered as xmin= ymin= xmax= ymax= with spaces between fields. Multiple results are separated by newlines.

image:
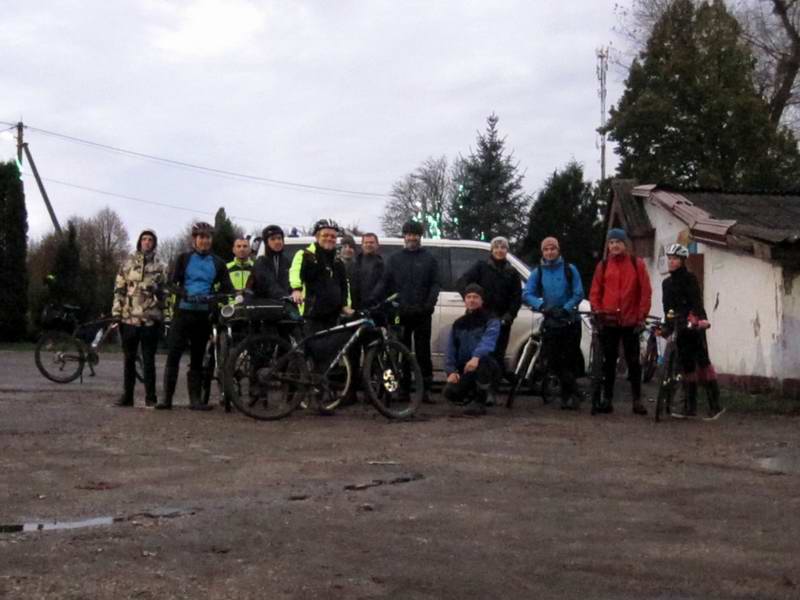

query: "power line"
xmin=23 ymin=124 xmax=391 ymax=199
xmin=24 ymin=172 xmax=294 ymax=228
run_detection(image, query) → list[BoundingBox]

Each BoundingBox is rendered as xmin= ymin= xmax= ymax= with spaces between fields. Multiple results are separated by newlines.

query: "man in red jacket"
xmin=589 ymin=228 xmax=652 ymax=415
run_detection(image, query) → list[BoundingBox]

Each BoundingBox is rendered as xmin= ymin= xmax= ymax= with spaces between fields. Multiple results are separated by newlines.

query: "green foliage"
xmin=212 ymin=207 xmax=240 ymax=261
xmin=0 ymin=161 xmax=29 ymax=341
xmin=49 ymin=221 xmax=82 ymax=308
xmin=451 ymin=114 xmax=529 ymax=241
xmin=606 ymin=0 xmax=800 ymax=189
xmin=518 ymin=162 xmax=605 ymax=288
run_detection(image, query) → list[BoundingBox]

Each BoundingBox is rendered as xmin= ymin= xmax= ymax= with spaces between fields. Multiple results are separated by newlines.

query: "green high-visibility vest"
xmin=226 ymin=258 xmax=254 ymax=292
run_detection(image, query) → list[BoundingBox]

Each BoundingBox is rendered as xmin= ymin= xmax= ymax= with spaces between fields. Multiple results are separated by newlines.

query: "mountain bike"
xmin=506 ymin=314 xmax=561 ymax=408
xmin=640 ymin=317 xmax=662 ymax=383
xmin=34 ymin=304 xmax=144 ymax=384
xmin=653 ymin=313 xmax=714 ymax=422
xmin=218 ymin=297 xmax=353 ymax=414
xmin=224 ymin=294 xmax=422 ymax=420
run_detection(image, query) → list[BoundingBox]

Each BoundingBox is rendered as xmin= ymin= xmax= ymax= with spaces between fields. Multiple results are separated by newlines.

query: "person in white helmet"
xmin=662 ymin=243 xmax=723 ymax=419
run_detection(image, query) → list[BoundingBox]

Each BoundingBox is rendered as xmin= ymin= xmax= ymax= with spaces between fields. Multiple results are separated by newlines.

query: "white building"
xmin=607 ymin=181 xmax=800 ymax=397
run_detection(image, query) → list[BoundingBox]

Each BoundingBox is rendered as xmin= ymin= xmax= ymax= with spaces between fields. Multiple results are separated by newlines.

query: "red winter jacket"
xmin=589 ymin=253 xmax=652 ymax=327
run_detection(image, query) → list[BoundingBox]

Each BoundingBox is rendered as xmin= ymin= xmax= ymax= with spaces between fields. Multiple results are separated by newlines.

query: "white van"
xmin=267 ymin=237 xmax=591 ymax=373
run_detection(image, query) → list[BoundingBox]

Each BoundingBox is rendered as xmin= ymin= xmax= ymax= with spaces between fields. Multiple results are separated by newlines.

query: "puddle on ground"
xmin=0 ymin=507 xmax=197 ymax=535
xmin=755 ymin=452 xmax=800 ymax=474
xmin=344 ymin=473 xmax=425 ymax=491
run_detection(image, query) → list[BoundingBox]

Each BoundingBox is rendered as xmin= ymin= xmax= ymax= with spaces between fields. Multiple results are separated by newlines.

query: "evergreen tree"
xmin=48 ymin=221 xmax=82 ymax=313
xmin=212 ymin=207 xmax=238 ymax=261
xmin=518 ymin=162 xmax=605 ymax=289
xmin=606 ymin=0 xmax=800 ymax=189
xmin=451 ymin=114 xmax=529 ymax=241
xmin=0 ymin=161 xmax=29 ymax=340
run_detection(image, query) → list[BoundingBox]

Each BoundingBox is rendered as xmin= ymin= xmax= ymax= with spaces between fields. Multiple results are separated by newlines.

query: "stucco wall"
xmin=641 ymin=197 xmax=797 ymax=383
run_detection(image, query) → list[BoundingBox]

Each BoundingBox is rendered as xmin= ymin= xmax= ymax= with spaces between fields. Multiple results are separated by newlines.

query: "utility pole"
xmin=15 ymin=121 xmax=63 ymax=235
xmin=16 ymin=121 xmax=23 ymax=165
xmin=596 ymin=46 xmax=609 ymax=182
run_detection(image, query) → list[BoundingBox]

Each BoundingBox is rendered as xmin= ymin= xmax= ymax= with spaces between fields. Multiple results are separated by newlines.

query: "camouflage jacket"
xmin=111 ymin=252 xmax=167 ymax=326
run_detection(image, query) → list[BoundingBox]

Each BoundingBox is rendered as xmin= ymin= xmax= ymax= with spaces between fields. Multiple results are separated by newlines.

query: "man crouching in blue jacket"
xmin=443 ymin=284 xmax=501 ymax=416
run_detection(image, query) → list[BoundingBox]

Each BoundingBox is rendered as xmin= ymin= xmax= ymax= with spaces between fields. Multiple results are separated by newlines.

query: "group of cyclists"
xmin=110 ymin=217 xmax=723 ymax=420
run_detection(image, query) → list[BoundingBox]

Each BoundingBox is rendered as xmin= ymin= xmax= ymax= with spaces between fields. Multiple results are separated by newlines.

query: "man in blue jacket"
xmin=522 ymin=236 xmax=584 ymax=410
xmin=443 ymin=284 xmax=501 ymax=415
xmin=156 ymin=222 xmax=234 ymax=411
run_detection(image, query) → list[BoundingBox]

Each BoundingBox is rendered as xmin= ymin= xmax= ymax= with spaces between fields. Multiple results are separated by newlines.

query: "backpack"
xmin=532 ymin=261 xmax=575 ymax=300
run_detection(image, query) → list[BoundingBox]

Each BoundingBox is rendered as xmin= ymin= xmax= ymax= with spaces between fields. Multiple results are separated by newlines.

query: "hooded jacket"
xmin=589 ymin=253 xmax=652 ymax=327
xmin=111 ymin=229 xmax=167 ymax=326
xmin=250 ymin=247 xmax=291 ymax=301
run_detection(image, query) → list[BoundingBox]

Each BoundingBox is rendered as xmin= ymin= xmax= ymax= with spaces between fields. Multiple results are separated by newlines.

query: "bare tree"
xmin=381 ymin=156 xmax=459 ymax=238
xmin=737 ymin=0 xmax=800 ymax=127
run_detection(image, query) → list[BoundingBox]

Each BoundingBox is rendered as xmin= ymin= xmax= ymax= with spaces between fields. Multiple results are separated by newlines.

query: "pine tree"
xmin=48 ymin=221 xmax=82 ymax=313
xmin=0 ymin=161 xmax=29 ymax=340
xmin=606 ymin=0 xmax=800 ymax=189
xmin=451 ymin=114 xmax=529 ymax=241
xmin=212 ymin=207 xmax=237 ymax=261
xmin=518 ymin=162 xmax=605 ymax=289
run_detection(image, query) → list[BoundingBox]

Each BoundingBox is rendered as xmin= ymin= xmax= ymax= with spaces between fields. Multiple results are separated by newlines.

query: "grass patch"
xmin=721 ymin=389 xmax=800 ymax=416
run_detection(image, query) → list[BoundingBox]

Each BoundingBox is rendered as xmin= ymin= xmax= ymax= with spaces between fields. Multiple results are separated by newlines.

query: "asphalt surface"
xmin=1 ymin=350 xmax=799 ymax=599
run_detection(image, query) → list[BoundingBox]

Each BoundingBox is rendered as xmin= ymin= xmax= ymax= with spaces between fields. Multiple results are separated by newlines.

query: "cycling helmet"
xmin=665 ymin=243 xmax=689 ymax=258
xmin=401 ymin=220 xmax=424 ymax=236
xmin=312 ymin=218 xmax=339 ymax=235
xmin=191 ymin=221 xmax=214 ymax=236
xmin=262 ymin=224 xmax=284 ymax=240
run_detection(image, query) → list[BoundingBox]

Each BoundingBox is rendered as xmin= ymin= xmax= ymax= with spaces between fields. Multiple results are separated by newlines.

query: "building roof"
xmin=629 ymin=184 xmax=800 ymax=260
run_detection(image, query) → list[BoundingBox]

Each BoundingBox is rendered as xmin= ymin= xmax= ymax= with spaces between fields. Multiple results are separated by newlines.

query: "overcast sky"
xmin=1 ymin=1 xmax=627 ymax=244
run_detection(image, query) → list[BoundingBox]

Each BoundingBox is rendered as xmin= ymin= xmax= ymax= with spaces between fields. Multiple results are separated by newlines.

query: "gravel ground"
xmin=1 ymin=350 xmax=799 ymax=599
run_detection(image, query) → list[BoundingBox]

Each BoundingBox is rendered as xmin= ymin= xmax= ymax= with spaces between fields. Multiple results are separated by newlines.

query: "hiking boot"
xmin=145 ymin=397 xmax=157 ymax=408
xmin=463 ymin=402 xmax=487 ymax=416
xmin=422 ymin=390 xmax=435 ymax=404
xmin=114 ymin=395 xmax=133 ymax=407
xmin=188 ymin=370 xmax=212 ymax=411
xmin=632 ymin=399 xmax=647 ymax=416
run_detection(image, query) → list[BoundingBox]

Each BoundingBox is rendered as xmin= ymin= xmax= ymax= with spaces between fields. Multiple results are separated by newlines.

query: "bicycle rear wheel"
xmin=35 ymin=331 xmax=85 ymax=383
xmin=224 ymin=335 xmax=306 ymax=420
xmin=641 ymin=334 xmax=658 ymax=383
xmin=363 ymin=340 xmax=422 ymax=419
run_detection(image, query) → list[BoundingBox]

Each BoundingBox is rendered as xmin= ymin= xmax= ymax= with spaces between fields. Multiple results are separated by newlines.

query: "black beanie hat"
xmin=464 ymin=283 xmax=485 ymax=299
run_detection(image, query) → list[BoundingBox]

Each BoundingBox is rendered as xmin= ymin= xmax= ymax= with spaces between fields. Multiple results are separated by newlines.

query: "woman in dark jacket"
xmin=662 ymin=243 xmax=723 ymax=419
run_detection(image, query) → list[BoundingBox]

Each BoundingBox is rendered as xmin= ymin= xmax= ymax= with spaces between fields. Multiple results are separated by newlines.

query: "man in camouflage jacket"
xmin=111 ymin=229 xmax=167 ymax=407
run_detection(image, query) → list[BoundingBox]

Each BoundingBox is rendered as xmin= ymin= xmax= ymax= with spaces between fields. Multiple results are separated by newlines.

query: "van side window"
xmin=425 ymin=246 xmax=451 ymax=291
xmin=450 ymin=247 xmax=490 ymax=290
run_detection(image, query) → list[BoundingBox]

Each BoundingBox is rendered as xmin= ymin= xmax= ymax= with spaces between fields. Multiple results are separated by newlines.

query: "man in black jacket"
xmin=157 ymin=222 xmax=234 ymax=411
xmin=249 ymin=224 xmax=290 ymax=301
xmin=379 ymin=221 xmax=440 ymax=401
xmin=456 ymin=236 xmax=521 ymax=377
xmin=350 ymin=233 xmax=384 ymax=310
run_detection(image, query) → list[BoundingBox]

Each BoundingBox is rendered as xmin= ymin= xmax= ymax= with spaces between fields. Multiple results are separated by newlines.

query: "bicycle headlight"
xmin=220 ymin=304 xmax=235 ymax=319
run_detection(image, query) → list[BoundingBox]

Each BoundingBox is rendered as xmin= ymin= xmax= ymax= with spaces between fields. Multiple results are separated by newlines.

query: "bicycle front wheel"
xmin=224 ymin=335 xmax=307 ymax=420
xmin=363 ymin=340 xmax=422 ymax=419
xmin=35 ymin=332 xmax=85 ymax=383
xmin=641 ymin=335 xmax=658 ymax=383
xmin=507 ymin=338 xmax=538 ymax=409
xmin=655 ymin=345 xmax=679 ymax=423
